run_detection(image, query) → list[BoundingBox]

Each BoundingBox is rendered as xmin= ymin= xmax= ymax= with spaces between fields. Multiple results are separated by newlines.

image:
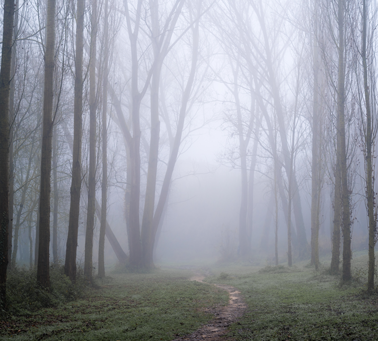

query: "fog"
xmin=2 ymin=0 xmax=376 ymax=289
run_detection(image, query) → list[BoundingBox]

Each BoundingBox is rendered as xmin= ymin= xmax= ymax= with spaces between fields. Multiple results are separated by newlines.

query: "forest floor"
xmin=204 ymin=250 xmax=378 ymax=340
xmin=0 ymin=269 xmax=228 ymax=341
xmin=2 ymin=251 xmax=378 ymax=340
xmin=173 ymin=273 xmax=246 ymax=340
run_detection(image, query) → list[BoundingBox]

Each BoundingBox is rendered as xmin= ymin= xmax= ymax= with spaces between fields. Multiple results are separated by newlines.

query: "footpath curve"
xmin=173 ymin=274 xmax=247 ymax=341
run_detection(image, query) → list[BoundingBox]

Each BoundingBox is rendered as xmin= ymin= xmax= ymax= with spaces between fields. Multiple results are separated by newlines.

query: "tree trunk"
xmin=84 ymin=0 xmax=98 ymax=283
xmin=52 ymin=126 xmax=58 ymax=264
xmin=8 ymin=0 xmax=18 ymax=268
xmin=362 ymin=0 xmax=375 ymax=292
xmin=98 ymin=0 xmax=109 ymax=279
xmin=65 ymin=0 xmax=85 ymax=282
xmin=330 ymin=168 xmax=342 ymax=274
xmin=311 ymin=0 xmax=321 ymax=270
xmin=337 ymin=0 xmax=352 ymax=283
xmin=140 ymin=0 xmax=161 ymax=268
xmin=37 ymin=0 xmax=56 ymax=289
xmin=0 ymin=0 xmax=14 ymax=308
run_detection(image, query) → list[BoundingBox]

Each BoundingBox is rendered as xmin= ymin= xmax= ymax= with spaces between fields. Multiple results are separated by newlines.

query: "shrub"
xmin=6 ymin=264 xmax=87 ymax=315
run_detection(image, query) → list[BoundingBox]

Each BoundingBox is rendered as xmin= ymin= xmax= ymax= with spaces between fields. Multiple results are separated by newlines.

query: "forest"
xmin=1 ymin=0 xmax=378 ymax=340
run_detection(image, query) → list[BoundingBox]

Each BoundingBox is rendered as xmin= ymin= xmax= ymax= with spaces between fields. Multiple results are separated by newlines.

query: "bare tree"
xmin=84 ymin=0 xmax=98 ymax=283
xmin=98 ymin=0 xmax=110 ymax=279
xmin=359 ymin=0 xmax=377 ymax=291
xmin=37 ymin=0 xmax=57 ymax=289
xmin=0 ymin=0 xmax=15 ymax=305
xmin=65 ymin=0 xmax=85 ymax=282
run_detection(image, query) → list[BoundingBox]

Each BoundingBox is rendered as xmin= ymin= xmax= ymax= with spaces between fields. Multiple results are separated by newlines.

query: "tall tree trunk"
xmin=274 ymin=121 xmax=279 ymax=266
xmin=8 ymin=0 xmax=18 ymax=268
xmin=338 ymin=0 xmax=352 ymax=283
xmin=84 ymin=0 xmax=98 ymax=283
xmin=141 ymin=0 xmax=161 ymax=268
xmin=362 ymin=0 xmax=376 ymax=292
xmin=98 ymin=0 xmax=109 ymax=279
xmin=37 ymin=0 xmax=56 ymax=289
xmin=52 ymin=126 xmax=58 ymax=264
xmin=330 ymin=164 xmax=342 ymax=274
xmin=65 ymin=0 xmax=85 ymax=282
xmin=0 ymin=0 xmax=14 ymax=308
xmin=311 ymin=0 xmax=321 ymax=270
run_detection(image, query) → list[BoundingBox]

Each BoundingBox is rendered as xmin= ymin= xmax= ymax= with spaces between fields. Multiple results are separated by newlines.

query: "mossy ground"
xmin=206 ymin=252 xmax=378 ymax=340
xmin=0 ymin=270 xmax=228 ymax=340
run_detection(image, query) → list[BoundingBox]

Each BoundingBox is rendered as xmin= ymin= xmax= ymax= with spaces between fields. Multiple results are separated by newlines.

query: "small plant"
xmin=258 ymin=265 xmax=285 ymax=274
xmin=218 ymin=272 xmax=231 ymax=280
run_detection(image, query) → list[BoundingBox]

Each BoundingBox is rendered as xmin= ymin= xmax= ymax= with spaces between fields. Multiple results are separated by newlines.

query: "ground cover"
xmin=207 ymin=254 xmax=378 ymax=340
xmin=0 ymin=270 xmax=228 ymax=341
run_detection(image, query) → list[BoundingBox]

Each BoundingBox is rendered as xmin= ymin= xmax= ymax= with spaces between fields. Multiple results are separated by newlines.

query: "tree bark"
xmin=37 ymin=0 xmax=56 ymax=289
xmin=84 ymin=0 xmax=98 ymax=283
xmin=65 ymin=0 xmax=85 ymax=282
xmin=0 ymin=0 xmax=14 ymax=308
xmin=8 ymin=0 xmax=18 ymax=268
xmin=362 ymin=0 xmax=375 ymax=292
xmin=52 ymin=126 xmax=58 ymax=264
xmin=98 ymin=0 xmax=109 ymax=279
xmin=337 ymin=0 xmax=352 ymax=282
xmin=311 ymin=0 xmax=321 ymax=270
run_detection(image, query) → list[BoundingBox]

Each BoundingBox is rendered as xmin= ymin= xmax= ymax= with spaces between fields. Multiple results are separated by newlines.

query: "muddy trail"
xmin=173 ymin=273 xmax=247 ymax=341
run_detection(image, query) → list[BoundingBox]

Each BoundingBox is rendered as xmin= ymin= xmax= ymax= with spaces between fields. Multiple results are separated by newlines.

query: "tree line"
xmin=0 ymin=0 xmax=377 ymax=310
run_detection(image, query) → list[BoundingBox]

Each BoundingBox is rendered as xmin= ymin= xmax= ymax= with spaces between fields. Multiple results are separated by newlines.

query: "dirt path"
xmin=173 ymin=274 xmax=247 ymax=341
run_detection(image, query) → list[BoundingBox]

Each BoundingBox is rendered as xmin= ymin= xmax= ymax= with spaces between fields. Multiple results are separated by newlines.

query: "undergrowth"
xmin=4 ymin=264 xmax=87 ymax=316
xmin=209 ymin=254 xmax=378 ymax=341
xmin=0 ymin=269 xmax=228 ymax=341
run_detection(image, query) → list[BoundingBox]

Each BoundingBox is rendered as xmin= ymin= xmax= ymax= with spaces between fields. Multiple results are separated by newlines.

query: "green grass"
xmin=0 ymin=270 xmax=228 ymax=341
xmin=206 ymin=254 xmax=378 ymax=341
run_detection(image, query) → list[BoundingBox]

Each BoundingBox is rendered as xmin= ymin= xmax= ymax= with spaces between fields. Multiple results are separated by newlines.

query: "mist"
xmin=1 ymin=0 xmax=378 ymax=321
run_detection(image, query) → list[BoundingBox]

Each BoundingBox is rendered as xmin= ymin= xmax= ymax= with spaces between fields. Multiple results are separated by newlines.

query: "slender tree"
xmin=336 ymin=0 xmax=352 ymax=282
xmin=65 ymin=0 xmax=85 ymax=282
xmin=310 ymin=0 xmax=322 ymax=270
xmin=98 ymin=0 xmax=109 ymax=279
xmin=0 ymin=0 xmax=15 ymax=306
xmin=84 ymin=0 xmax=98 ymax=282
xmin=361 ymin=0 xmax=376 ymax=292
xmin=8 ymin=0 xmax=19 ymax=267
xmin=37 ymin=0 xmax=57 ymax=289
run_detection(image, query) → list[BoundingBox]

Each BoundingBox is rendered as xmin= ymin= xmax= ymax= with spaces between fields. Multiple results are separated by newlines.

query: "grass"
xmin=0 ymin=269 xmax=228 ymax=341
xmin=206 ymin=253 xmax=378 ymax=341
xmin=4 ymin=252 xmax=378 ymax=340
